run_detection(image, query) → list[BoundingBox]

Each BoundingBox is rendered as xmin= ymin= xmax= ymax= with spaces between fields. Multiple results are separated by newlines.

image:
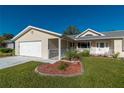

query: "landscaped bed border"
xmin=35 ymin=61 xmax=84 ymax=77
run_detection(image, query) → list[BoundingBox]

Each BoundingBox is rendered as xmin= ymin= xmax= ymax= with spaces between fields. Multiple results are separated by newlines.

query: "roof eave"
xmin=12 ymin=25 xmax=62 ymax=41
xmin=75 ymin=28 xmax=105 ymax=38
xmin=75 ymin=36 xmax=124 ymax=41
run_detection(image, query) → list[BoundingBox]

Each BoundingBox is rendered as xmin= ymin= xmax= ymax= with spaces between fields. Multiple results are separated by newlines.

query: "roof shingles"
xmin=66 ymin=30 xmax=124 ymax=40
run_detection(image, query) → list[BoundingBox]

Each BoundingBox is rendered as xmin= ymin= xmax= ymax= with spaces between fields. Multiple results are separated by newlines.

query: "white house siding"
xmin=114 ymin=39 xmax=124 ymax=57
xmin=15 ymin=29 xmax=59 ymax=59
xmin=80 ymin=31 xmax=99 ymax=37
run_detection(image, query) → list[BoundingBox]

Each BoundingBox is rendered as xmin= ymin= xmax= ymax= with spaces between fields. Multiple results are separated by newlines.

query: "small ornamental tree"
xmin=64 ymin=50 xmax=80 ymax=61
xmin=63 ymin=26 xmax=80 ymax=35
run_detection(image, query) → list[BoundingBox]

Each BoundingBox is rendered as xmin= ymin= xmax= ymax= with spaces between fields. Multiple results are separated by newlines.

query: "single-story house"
xmin=0 ymin=40 xmax=14 ymax=49
xmin=4 ymin=40 xmax=14 ymax=49
xmin=12 ymin=25 xmax=124 ymax=60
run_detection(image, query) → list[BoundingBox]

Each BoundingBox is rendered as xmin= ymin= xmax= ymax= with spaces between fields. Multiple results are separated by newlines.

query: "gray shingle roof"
xmin=66 ymin=35 xmax=77 ymax=39
xmin=102 ymin=30 xmax=124 ymax=37
xmin=65 ymin=30 xmax=124 ymax=41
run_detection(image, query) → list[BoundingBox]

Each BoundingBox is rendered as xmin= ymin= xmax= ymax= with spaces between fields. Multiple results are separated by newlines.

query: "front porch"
xmin=76 ymin=40 xmax=114 ymax=56
xmin=48 ymin=38 xmax=114 ymax=60
xmin=48 ymin=38 xmax=75 ymax=60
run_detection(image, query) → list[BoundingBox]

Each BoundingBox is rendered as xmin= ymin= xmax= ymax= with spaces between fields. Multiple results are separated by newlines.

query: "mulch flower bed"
xmin=35 ymin=61 xmax=83 ymax=77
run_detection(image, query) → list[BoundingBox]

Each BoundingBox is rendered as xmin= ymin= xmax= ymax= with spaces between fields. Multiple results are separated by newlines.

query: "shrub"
xmin=79 ymin=50 xmax=90 ymax=57
xmin=112 ymin=52 xmax=120 ymax=58
xmin=64 ymin=50 xmax=80 ymax=60
xmin=58 ymin=62 xmax=69 ymax=70
xmin=0 ymin=48 xmax=13 ymax=53
xmin=11 ymin=49 xmax=15 ymax=56
xmin=0 ymin=52 xmax=12 ymax=57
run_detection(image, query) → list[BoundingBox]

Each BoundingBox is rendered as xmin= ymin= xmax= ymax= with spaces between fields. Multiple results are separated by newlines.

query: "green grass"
xmin=0 ymin=57 xmax=124 ymax=88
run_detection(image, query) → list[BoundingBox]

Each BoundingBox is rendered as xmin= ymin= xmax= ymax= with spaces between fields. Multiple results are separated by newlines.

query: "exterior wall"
xmin=15 ymin=29 xmax=59 ymax=59
xmin=109 ymin=40 xmax=114 ymax=52
xmin=80 ymin=31 xmax=99 ymax=37
xmin=114 ymin=39 xmax=124 ymax=57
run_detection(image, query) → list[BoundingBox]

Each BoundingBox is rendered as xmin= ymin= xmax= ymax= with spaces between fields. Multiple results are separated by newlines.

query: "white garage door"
xmin=19 ymin=41 xmax=42 ymax=57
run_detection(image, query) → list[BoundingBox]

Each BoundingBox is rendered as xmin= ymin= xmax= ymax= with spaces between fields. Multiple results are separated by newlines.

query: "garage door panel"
xmin=20 ymin=41 xmax=42 ymax=57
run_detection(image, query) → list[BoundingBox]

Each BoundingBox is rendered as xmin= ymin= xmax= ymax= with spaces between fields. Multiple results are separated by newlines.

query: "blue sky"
xmin=0 ymin=5 xmax=124 ymax=35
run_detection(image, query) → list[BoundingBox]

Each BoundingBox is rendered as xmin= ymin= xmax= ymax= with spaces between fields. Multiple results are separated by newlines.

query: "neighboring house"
xmin=12 ymin=25 xmax=124 ymax=60
xmin=4 ymin=40 xmax=14 ymax=49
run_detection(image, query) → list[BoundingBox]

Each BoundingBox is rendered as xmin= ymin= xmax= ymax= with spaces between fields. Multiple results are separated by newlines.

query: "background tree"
xmin=0 ymin=33 xmax=14 ymax=48
xmin=63 ymin=26 xmax=80 ymax=35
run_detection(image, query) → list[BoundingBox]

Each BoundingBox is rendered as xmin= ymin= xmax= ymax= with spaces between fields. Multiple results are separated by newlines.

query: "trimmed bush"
xmin=0 ymin=48 xmax=13 ymax=53
xmin=112 ymin=52 xmax=120 ymax=58
xmin=0 ymin=52 xmax=12 ymax=57
xmin=11 ymin=49 xmax=15 ymax=56
xmin=79 ymin=50 xmax=90 ymax=57
xmin=64 ymin=50 xmax=80 ymax=61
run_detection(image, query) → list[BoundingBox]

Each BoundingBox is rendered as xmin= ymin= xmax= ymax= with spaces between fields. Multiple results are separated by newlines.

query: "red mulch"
xmin=36 ymin=61 xmax=82 ymax=76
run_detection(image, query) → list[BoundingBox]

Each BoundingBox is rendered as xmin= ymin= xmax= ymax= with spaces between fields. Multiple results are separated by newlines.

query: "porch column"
xmin=90 ymin=41 xmax=91 ymax=48
xmin=76 ymin=42 xmax=78 ymax=50
xmin=58 ymin=38 xmax=61 ymax=60
xmin=67 ymin=40 xmax=68 ymax=50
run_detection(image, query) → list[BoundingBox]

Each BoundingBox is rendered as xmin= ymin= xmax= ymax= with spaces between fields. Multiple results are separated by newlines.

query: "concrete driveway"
xmin=0 ymin=56 xmax=56 ymax=69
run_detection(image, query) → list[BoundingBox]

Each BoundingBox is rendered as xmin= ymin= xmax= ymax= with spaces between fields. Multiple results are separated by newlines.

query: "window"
xmin=87 ymin=42 xmax=90 ymax=48
xmin=70 ymin=42 xmax=73 ymax=47
xmin=97 ymin=42 xmax=107 ymax=48
xmin=78 ymin=42 xmax=90 ymax=48
xmin=100 ymin=43 xmax=104 ymax=48
xmin=69 ymin=42 xmax=75 ymax=48
xmin=81 ymin=43 xmax=87 ymax=48
xmin=78 ymin=43 xmax=80 ymax=48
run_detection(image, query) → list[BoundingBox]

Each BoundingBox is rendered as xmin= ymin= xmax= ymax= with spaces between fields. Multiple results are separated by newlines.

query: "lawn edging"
xmin=35 ymin=62 xmax=84 ymax=77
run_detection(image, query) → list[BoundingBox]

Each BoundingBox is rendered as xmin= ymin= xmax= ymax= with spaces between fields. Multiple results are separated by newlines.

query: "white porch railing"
xmin=49 ymin=49 xmax=58 ymax=59
xmin=90 ymin=47 xmax=113 ymax=56
xmin=77 ymin=47 xmax=113 ymax=56
xmin=90 ymin=47 xmax=108 ymax=56
xmin=48 ymin=48 xmax=67 ymax=59
xmin=49 ymin=47 xmax=114 ymax=59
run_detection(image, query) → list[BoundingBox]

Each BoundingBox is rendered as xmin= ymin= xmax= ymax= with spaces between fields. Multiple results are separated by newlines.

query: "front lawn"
xmin=0 ymin=57 xmax=123 ymax=88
